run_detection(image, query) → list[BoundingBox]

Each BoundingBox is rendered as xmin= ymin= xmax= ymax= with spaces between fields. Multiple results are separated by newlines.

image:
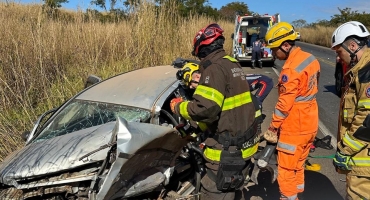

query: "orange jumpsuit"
xmin=271 ymin=47 xmax=320 ymax=199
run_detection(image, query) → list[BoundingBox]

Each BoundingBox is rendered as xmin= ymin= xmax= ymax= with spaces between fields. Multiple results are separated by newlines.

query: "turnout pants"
xmin=346 ymin=175 xmax=370 ymax=200
xmin=200 ymin=169 xmax=236 ymax=200
xmin=276 ymin=132 xmax=316 ymax=199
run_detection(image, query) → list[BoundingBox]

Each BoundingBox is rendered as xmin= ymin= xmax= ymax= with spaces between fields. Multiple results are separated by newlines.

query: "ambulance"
xmin=231 ymin=13 xmax=280 ymax=63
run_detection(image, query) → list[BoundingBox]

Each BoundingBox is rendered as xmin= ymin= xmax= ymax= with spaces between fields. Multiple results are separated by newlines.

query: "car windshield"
xmin=33 ymin=99 xmax=151 ymax=143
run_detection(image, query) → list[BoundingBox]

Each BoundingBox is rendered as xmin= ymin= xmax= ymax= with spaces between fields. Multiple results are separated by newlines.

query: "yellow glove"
xmin=263 ymin=126 xmax=278 ymax=143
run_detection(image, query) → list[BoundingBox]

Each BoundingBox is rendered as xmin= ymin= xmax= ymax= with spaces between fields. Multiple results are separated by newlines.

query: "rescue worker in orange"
xmin=331 ymin=21 xmax=370 ymax=200
xmin=263 ymin=22 xmax=320 ymax=200
xmin=170 ymin=23 xmax=258 ymax=200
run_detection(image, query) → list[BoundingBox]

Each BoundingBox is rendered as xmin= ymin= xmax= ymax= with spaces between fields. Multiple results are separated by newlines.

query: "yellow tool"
xmin=305 ymin=159 xmax=321 ymax=171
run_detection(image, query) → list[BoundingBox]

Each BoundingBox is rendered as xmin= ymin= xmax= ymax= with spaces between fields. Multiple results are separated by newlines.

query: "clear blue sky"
xmin=20 ymin=0 xmax=370 ymax=24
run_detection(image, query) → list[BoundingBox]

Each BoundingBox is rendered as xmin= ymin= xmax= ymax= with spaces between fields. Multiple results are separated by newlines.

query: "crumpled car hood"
xmin=0 ymin=122 xmax=115 ymax=186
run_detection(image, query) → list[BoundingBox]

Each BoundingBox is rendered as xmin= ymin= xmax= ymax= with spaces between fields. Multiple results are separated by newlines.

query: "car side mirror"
xmin=21 ymin=131 xmax=30 ymax=142
xmin=84 ymin=75 xmax=102 ymax=89
xmin=231 ymin=33 xmax=234 ymax=40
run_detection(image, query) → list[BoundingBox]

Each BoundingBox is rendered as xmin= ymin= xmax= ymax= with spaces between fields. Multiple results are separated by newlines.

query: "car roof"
xmin=76 ymin=65 xmax=178 ymax=110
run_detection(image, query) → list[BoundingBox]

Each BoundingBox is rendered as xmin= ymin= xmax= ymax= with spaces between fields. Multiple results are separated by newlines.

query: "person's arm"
xmin=270 ymin=68 xmax=299 ymax=129
xmin=339 ymin=81 xmax=370 ymax=155
xmin=175 ymin=64 xmax=226 ymax=123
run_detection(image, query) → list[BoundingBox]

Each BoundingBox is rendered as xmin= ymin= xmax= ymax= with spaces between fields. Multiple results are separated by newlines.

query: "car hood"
xmin=0 ymin=122 xmax=115 ymax=185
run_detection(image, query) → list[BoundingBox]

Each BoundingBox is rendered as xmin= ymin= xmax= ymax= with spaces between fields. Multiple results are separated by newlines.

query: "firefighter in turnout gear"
xmin=331 ymin=21 xmax=370 ymax=200
xmin=170 ymin=23 xmax=258 ymax=200
xmin=263 ymin=22 xmax=320 ymax=200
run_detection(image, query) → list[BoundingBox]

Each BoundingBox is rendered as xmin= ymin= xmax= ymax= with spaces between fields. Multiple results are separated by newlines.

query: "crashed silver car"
xmin=0 ymin=65 xmax=196 ymax=199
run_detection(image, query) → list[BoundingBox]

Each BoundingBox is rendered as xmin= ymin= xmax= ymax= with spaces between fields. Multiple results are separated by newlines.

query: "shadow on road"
xmin=304 ymin=170 xmax=344 ymax=200
xmin=323 ymin=84 xmax=339 ymax=97
xmin=237 ymin=170 xmax=344 ymax=200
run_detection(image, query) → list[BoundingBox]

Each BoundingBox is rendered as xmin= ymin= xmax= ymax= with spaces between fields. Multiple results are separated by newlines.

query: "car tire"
xmin=335 ymin=64 xmax=344 ymax=97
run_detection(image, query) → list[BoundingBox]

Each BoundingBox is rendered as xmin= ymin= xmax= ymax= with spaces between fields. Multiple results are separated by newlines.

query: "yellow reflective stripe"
xmin=343 ymin=110 xmax=348 ymax=118
xmin=222 ymin=91 xmax=252 ymax=111
xmin=203 ymin=143 xmax=259 ymax=161
xmin=255 ymin=109 xmax=261 ymax=118
xmin=223 ymin=55 xmax=238 ymax=62
xmin=343 ymin=133 xmax=365 ymax=152
xmin=204 ymin=147 xmax=222 ymax=161
xmin=179 ymin=101 xmax=191 ymax=120
xmin=194 ymin=85 xmax=224 ymax=107
xmin=349 ymin=157 xmax=370 ymax=167
xmin=358 ymin=100 xmax=370 ymax=109
xmin=197 ymin=122 xmax=208 ymax=132
xmin=241 ymin=143 xmax=259 ymax=158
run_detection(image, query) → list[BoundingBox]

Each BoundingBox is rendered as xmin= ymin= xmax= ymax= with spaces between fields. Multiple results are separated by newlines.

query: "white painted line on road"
xmin=271 ymin=66 xmax=337 ymax=150
xmin=319 ymin=121 xmax=337 ymax=150
xmin=271 ymin=66 xmax=279 ymax=76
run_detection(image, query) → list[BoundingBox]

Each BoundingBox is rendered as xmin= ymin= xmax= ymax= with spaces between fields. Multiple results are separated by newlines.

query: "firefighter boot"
xmin=259 ymin=61 xmax=263 ymax=68
xmin=251 ymin=61 xmax=255 ymax=69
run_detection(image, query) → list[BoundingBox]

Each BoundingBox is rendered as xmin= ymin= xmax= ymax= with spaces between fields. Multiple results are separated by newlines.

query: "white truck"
xmin=231 ymin=13 xmax=280 ymax=64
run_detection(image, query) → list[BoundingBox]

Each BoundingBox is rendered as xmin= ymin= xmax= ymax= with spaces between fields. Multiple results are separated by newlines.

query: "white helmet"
xmin=331 ymin=21 xmax=370 ymax=49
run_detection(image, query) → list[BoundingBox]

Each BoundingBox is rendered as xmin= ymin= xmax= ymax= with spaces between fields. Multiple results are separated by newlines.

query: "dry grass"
xmin=0 ymin=2 xmax=340 ymax=162
xmin=298 ymin=25 xmax=336 ymax=47
xmin=0 ymin=2 xmax=235 ymax=162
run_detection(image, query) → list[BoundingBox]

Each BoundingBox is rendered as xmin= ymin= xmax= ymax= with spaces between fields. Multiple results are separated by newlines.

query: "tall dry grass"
xmin=0 ymin=2 xmax=235 ymax=162
xmin=298 ymin=25 xmax=336 ymax=47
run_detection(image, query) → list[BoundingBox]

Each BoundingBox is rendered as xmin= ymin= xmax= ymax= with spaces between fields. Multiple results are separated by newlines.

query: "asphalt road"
xmin=240 ymin=41 xmax=347 ymax=200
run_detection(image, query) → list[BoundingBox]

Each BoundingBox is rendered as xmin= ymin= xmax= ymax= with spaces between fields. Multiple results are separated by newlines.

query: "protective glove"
xmin=170 ymin=97 xmax=183 ymax=114
xmin=263 ymin=126 xmax=278 ymax=143
xmin=333 ymin=151 xmax=352 ymax=171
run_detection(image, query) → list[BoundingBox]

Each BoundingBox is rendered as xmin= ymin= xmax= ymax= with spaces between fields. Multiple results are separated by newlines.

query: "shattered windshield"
xmin=33 ymin=99 xmax=151 ymax=143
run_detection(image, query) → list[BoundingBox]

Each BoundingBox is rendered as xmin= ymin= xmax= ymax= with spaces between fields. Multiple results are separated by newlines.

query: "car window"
xmin=33 ymin=99 xmax=151 ymax=143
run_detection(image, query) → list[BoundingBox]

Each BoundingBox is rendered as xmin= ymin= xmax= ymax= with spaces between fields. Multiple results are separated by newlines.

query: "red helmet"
xmin=192 ymin=23 xmax=224 ymax=57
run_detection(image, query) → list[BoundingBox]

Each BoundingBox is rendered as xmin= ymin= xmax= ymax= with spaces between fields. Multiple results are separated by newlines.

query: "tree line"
xmin=292 ymin=7 xmax=370 ymax=28
xmin=40 ymin=1 xmax=370 ymax=28
xmin=42 ymin=0 xmax=253 ymax=22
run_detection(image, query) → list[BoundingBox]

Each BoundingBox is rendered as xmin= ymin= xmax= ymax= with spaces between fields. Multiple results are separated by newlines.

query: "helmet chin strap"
xmin=279 ymin=44 xmax=293 ymax=60
xmin=341 ymin=43 xmax=363 ymax=67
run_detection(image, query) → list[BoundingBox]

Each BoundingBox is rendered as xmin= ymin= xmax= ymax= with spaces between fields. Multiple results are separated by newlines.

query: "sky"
xmin=17 ymin=0 xmax=370 ymax=24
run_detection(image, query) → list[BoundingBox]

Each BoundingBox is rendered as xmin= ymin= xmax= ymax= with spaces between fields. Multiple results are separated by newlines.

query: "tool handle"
xmin=258 ymin=143 xmax=276 ymax=167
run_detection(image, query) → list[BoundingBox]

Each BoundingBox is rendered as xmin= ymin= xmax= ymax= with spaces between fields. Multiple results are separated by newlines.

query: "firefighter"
xmin=331 ymin=21 xmax=370 ymax=200
xmin=263 ymin=22 xmax=320 ymax=200
xmin=170 ymin=23 xmax=258 ymax=200
xmin=176 ymin=63 xmax=272 ymax=134
xmin=251 ymin=37 xmax=263 ymax=69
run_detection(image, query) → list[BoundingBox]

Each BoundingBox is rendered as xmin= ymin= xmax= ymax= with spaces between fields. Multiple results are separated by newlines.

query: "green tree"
xmin=291 ymin=19 xmax=307 ymax=28
xmin=43 ymin=0 xmax=68 ymax=9
xmin=91 ymin=0 xmax=119 ymax=11
xmin=329 ymin=7 xmax=370 ymax=26
xmin=218 ymin=2 xmax=251 ymax=22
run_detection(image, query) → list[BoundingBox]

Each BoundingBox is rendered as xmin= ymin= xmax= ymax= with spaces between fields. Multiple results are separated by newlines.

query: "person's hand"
xmin=170 ymin=97 xmax=183 ymax=113
xmin=263 ymin=126 xmax=278 ymax=143
xmin=333 ymin=151 xmax=352 ymax=171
